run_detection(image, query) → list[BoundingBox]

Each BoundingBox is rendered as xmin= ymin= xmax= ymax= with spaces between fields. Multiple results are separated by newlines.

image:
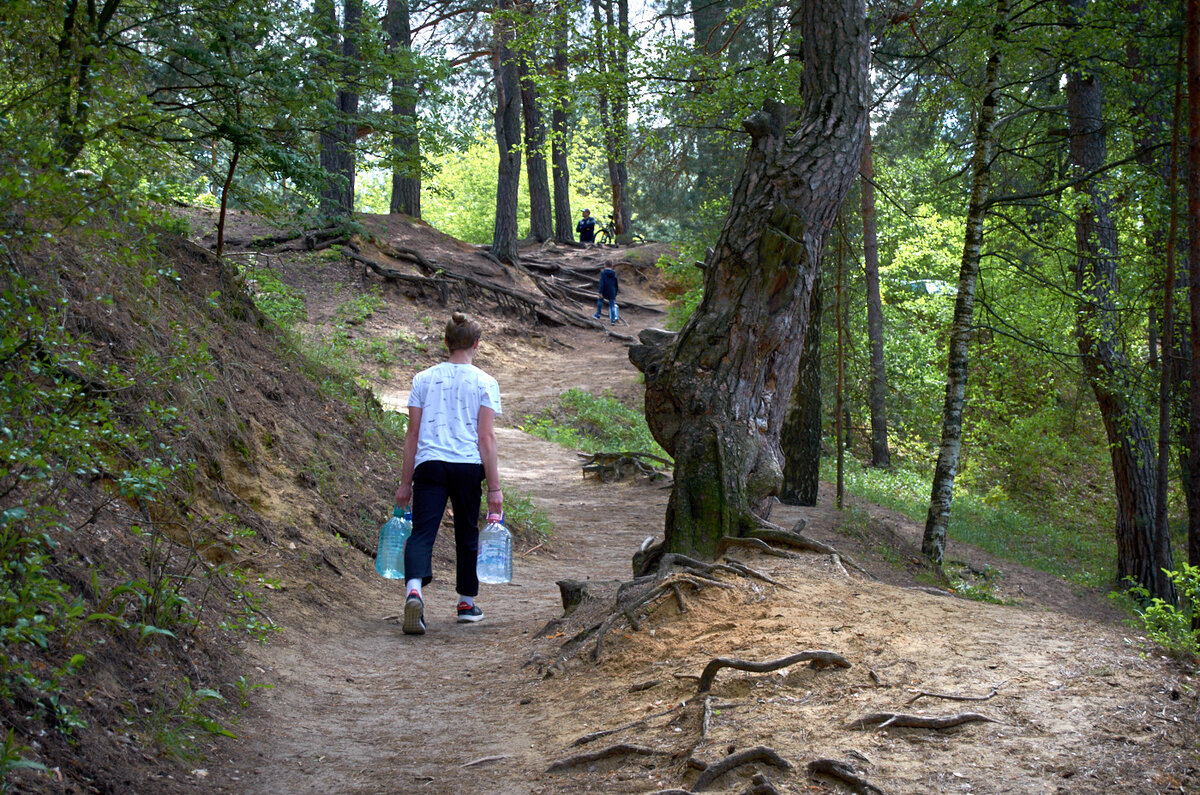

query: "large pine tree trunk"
xmin=1185 ymin=0 xmax=1200 ymax=568
xmin=551 ymin=1 xmax=574 ymax=243
xmin=1067 ymin=0 xmax=1174 ymax=601
xmin=519 ymin=54 xmax=553 ymax=242
xmin=491 ymin=0 xmax=522 ymax=264
xmin=387 ymin=0 xmax=420 ymax=218
xmin=319 ymin=0 xmax=360 ymax=218
xmin=921 ymin=0 xmax=1007 ymax=564
xmin=860 ymin=127 xmax=891 ymax=468
xmin=629 ymin=0 xmax=868 ymax=557
xmin=780 ymin=268 xmax=823 ymax=506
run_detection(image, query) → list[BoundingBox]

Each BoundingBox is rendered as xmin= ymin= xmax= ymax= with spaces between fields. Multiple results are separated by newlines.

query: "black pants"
xmin=404 ymin=460 xmax=484 ymax=597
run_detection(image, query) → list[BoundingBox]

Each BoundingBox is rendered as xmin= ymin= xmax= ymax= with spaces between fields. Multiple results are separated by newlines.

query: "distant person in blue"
xmin=577 ymin=208 xmax=596 ymax=244
xmin=594 ymin=265 xmax=619 ymax=325
xmin=394 ymin=312 xmax=503 ymax=635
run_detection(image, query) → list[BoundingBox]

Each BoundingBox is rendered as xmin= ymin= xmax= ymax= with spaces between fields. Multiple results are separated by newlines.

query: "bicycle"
xmin=596 ymin=216 xmax=617 ymax=246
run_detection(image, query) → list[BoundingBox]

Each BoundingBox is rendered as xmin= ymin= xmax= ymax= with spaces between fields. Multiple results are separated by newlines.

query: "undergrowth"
xmin=827 ymin=458 xmax=1116 ymax=588
xmin=521 ymin=388 xmax=669 ymax=460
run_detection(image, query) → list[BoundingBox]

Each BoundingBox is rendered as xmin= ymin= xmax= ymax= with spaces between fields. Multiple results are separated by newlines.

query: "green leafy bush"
xmin=1116 ymin=564 xmax=1200 ymax=661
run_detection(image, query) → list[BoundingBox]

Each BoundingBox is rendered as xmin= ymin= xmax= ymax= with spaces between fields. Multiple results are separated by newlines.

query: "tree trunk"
xmin=860 ymin=127 xmax=891 ymax=468
xmin=319 ymin=0 xmax=360 ymax=218
xmin=592 ymin=0 xmax=632 ymax=239
xmin=628 ymin=0 xmax=869 ymax=557
xmin=551 ymin=0 xmax=574 ymax=243
xmin=519 ymin=53 xmax=553 ymax=242
xmin=491 ymin=0 xmax=522 ymax=264
xmin=387 ymin=0 xmax=421 ymax=218
xmin=1067 ymin=0 xmax=1174 ymax=601
xmin=780 ymin=267 xmax=822 ymax=506
xmin=921 ymin=0 xmax=1007 ymax=564
xmin=1187 ymin=0 xmax=1200 ymax=568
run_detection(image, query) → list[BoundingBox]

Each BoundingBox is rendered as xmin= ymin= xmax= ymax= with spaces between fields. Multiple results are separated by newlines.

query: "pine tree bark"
xmin=629 ymin=0 xmax=869 ymax=557
xmin=921 ymin=0 xmax=1007 ymax=564
xmin=591 ymin=0 xmax=632 ymax=238
xmin=780 ymin=268 xmax=823 ymax=506
xmin=491 ymin=0 xmax=522 ymax=264
xmin=1186 ymin=0 xmax=1200 ymax=568
xmin=519 ymin=52 xmax=553 ymax=241
xmin=551 ymin=1 xmax=574 ymax=243
xmin=319 ymin=0 xmax=360 ymax=218
xmin=860 ymin=127 xmax=891 ymax=468
xmin=387 ymin=0 xmax=421 ymax=218
xmin=1067 ymin=0 xmax=1174 ymax=601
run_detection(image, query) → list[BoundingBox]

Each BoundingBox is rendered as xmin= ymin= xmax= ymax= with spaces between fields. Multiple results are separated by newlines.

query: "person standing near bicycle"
xmin=594 ymin=264 xmax=619 ymax=325
xmin=576 ymin=208 xmax=596 ymax=245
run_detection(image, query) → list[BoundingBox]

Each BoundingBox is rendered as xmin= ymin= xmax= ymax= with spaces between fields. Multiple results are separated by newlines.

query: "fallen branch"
xmin=546 ymin=743 xmax=661 ymax=773
xmin=849 ymin=712 xmax=1000 ymax=730
xmin=460 ymin=755 xmax=507 ymax=768
xmin=807 ymin=759 xmax=886 ymax=795
xmin=692 ymin=746 xmax=792 ymax=791
xmin=580 ymin=451 xmax=672 ymax=483
xmin=698 ymin=651 xmax=852 ymax=694
xmin=906 ymin=681 xmax=1006 ymax=706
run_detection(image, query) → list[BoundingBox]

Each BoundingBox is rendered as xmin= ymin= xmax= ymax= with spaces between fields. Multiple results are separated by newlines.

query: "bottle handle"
xmin=486 ymin=512 xmax=503 ymax=524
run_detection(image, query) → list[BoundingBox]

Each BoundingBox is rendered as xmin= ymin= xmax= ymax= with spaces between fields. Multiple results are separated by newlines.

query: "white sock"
xmin=406 ymin=579 xmax=422 ymax=598
xmin=459 ymin=595 xmax=474 ymax=607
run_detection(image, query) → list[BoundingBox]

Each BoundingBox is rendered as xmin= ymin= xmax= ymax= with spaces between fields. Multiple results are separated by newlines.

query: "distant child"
xmin=594 ymin=265 xmax=619 ymax=325
xmin=394 ymin=313 xmax=503 ymax=635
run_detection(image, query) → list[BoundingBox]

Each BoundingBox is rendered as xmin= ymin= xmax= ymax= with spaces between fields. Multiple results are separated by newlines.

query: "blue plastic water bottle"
xmin=476 ymin=513 xmax=512 ymax=584
xmin=375 ymin=506 xmax=411 ymax=579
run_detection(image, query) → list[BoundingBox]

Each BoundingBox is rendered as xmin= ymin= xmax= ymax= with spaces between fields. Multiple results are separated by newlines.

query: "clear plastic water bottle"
xmin=476 ymin=513 xmax=512 ymax=584
xmin=375 ymin=506 xmax=411 ymax=579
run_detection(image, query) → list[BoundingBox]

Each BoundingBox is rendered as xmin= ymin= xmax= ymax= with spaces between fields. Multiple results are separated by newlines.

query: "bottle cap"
xmin=486 ymin=513 xmax=502 ymax=523
xmin=393 ymin=505 xmax=407 ymax=518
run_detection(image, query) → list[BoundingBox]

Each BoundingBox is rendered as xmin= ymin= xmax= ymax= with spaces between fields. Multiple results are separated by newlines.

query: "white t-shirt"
xmin=408 ymin=361 xmax=502 ymax=467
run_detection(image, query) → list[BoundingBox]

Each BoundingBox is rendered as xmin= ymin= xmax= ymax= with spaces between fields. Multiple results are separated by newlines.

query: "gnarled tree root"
xmin=807 ymin=759 xmax=886 ymax=795
xmin=747 ymin=521 xmax=875 ymax=580
xmin=691 ymin=746 xmax=792 ymax=791
xmin=545 ymin=743 xmax=662 ymax=773
xmin=849 ymin=712 xmax=1000 ymax=730
xmin=698 ymin=651 xmax=852 ymax=693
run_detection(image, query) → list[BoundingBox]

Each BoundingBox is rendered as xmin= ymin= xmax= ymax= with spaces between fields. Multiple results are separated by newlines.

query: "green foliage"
xmin=128 ymin=679 xmax=236 ymax=763
xmin=240 ymin=265 xmax=307 ymax=327
xmin=1115 ymin=564 xmax=1200 ymax=662
xmin=521 ymin=388 xmax=669 ymax=461
xmin=829 ymin=458 xmax=1114 ymax=588
xmin=0 ymin=729 xmax=48 ymax=794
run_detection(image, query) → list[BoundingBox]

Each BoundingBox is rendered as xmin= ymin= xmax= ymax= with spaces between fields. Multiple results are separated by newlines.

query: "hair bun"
xmin=451 ymin=312 xmax=467 ymax=325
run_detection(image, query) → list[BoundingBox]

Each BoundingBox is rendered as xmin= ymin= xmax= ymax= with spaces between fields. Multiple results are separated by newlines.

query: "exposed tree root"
xmin=849 ymin=711 xmax=1000 ymax=730
xmin=579 ymin=451 xmax=672 ymax=483
xmin=747 ymin=520 xmax=875 ymax=579
xmin=742 ymin=772 xmax=785 ymax=795
xmin=697 ymin=651 xmax=852 ymax=694
xmin=691 ymin=746 xmax=792 ymax=791
xmin=570 ymin=704 xmax=684 ymax=747
xmin=545 ymin=743 xmax=662 ymax=773
xmin=714 ymin=536 xmax=800 ymax=559
xmin=807 ymin=758 xmax=887 ymax=794
xmin=906 ymin=681 xmax=1006 ymax=706
xmin=349 ymin=251 xmax=597 ymax=329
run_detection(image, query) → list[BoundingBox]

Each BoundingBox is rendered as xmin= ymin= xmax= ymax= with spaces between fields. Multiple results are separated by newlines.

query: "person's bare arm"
xmin=394 ymin=406 xmax=421 ymax=507
xmin=477 ymin=406 xmax=502 ymax=517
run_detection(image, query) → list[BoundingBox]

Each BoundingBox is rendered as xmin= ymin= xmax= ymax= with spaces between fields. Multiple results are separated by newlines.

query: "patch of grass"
xmin=239 ymin=266 xmax=306 ymax=328
xmin=492 ymin=489 xmax=554 ymax=545
xmin=334 ymin=287 xmax=384 ymax=327
xmin=827 ymin=458 xmax=1115 ymax=588
xmin=521 ymin=388 xmax=669 ymax=460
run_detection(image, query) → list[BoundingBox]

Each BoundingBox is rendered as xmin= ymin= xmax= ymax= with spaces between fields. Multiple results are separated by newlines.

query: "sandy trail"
xmin=208 ymin=310 xmax=668 ymax=794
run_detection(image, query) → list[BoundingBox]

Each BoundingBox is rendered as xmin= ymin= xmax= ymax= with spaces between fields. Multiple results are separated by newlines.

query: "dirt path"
xmin=206 ymin=299 xmax=669 ymax=794
xmin=203 ymin=238 xmax=1197 ymax=795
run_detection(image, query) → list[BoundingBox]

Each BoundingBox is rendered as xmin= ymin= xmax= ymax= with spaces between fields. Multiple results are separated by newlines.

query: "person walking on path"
xmin=594 ymin=265 xmax=619 ymax=324
xmin=394 ymin=313 xmax=503 ymax=635
xmin=576 ymin=208 xmax=596 ymax=245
